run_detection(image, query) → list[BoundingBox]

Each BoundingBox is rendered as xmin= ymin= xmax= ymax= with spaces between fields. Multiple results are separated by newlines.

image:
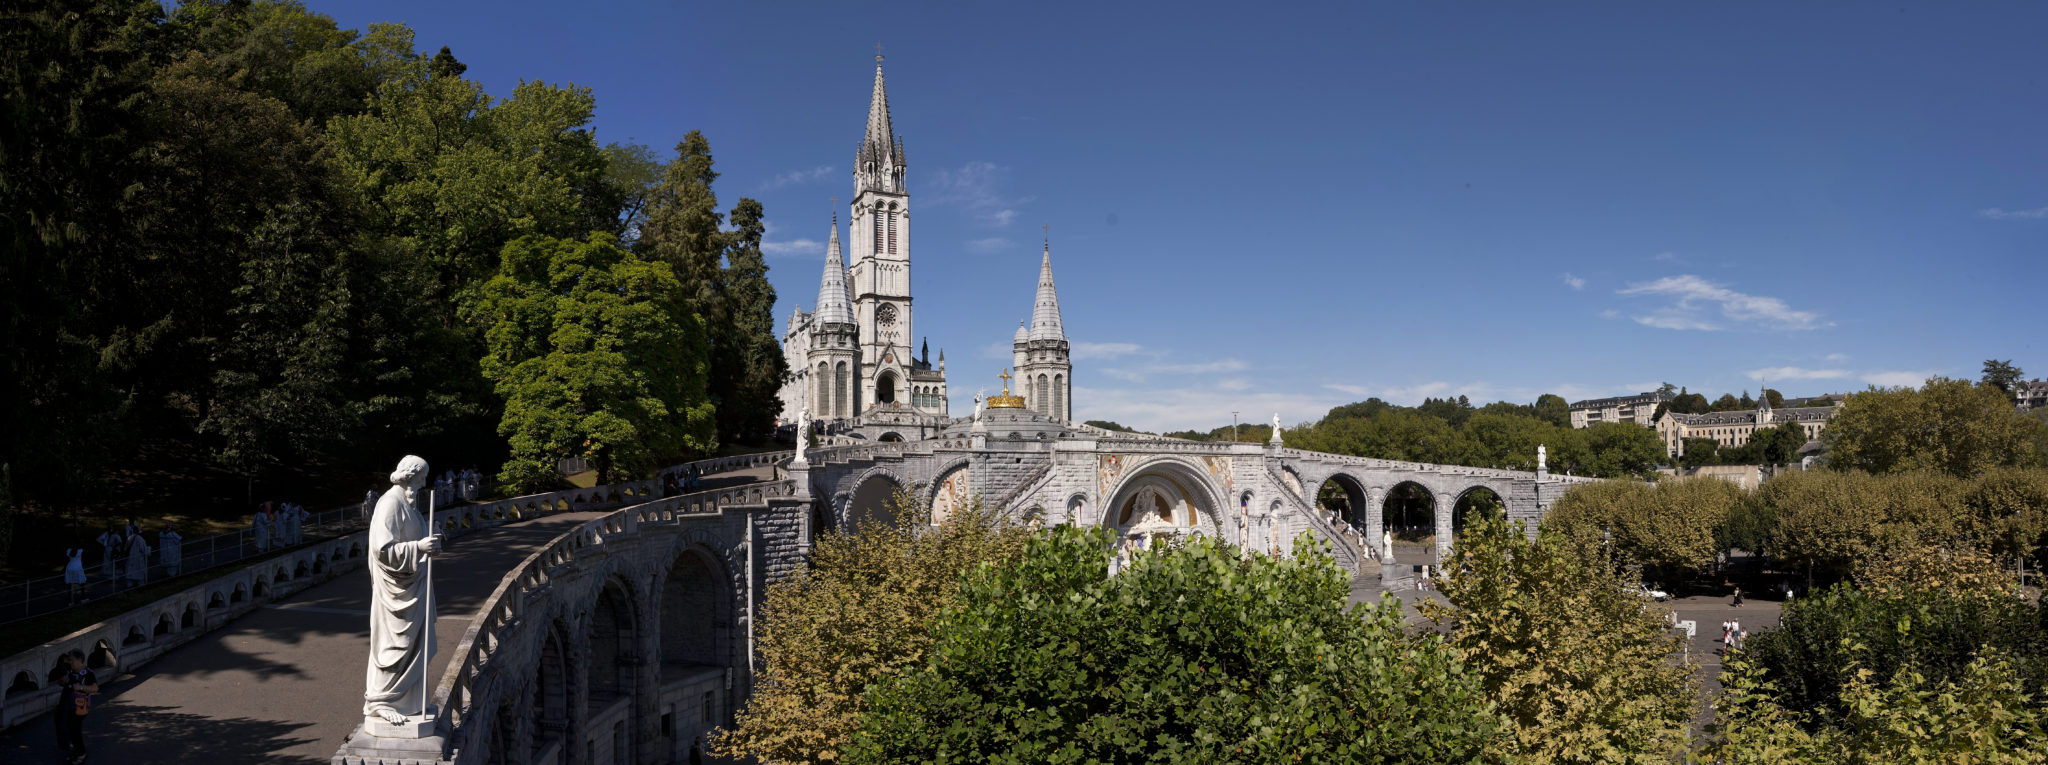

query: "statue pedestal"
xmin=332 ymin=714 xmax=448 ymax=765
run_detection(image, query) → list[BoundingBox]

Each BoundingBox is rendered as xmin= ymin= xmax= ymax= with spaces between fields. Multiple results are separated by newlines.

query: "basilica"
xmin=777 ymin=58 xmax=1074 ymax=439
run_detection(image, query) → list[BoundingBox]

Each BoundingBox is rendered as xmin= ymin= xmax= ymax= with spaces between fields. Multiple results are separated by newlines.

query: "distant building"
xmin=1654 ymin=395 xmax=1841 ymax=458
xmin=2014 ymin=380 xmax=2048 ymax=411
xmin=1567 ymin=391 xmax=1670 ymax=429
xmin=1781 ymin=393 xmax=1848 ymax=408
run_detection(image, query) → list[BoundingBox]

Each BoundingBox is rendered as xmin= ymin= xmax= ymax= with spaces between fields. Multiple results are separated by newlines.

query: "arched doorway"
xmin=847 ymin=474 xmax=903 ymax=528
xmin=1104 ymin=462 xmax=1221 ymax=548
xmin=1382 ymin=481 xmax=1437 ymax=564
xmin=876 ymin=370 xmax=899 ymax=404
xmin=660 ymin=549 xmax=732 ymax=761
xmin=1452 ymin=486 xmax=1506 ymax=541
xmin=878 ymin=432 xmax=904 ymax=443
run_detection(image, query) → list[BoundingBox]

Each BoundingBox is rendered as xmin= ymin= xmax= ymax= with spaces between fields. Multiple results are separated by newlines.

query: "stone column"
xmin=1366 ymin=487 xmax=1391 ymax=563
xmin=1434 ymin=492 xmax=1455 ymax=561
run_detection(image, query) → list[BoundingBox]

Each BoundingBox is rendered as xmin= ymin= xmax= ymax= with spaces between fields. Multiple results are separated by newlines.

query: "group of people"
xmin=662 ymin=465 xmax=706 ymax=497
xmin=249 ymin=501 xmax=311 ymax=554
xmin=435 ymin=468 xmax=483 ymax=503
xmin=64 ymin=520 xmax=184 ymax=603
xmin=1721 ymin=618 xmax=1748 ymax=652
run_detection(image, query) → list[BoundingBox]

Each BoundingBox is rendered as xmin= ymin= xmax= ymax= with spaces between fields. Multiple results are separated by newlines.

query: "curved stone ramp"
xmin=0 ymin=463 xmax=778 ymax=765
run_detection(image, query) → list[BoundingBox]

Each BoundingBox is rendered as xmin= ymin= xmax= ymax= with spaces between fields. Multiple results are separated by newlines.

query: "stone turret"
xmin=807 ymin=216 xmax=860 ymax=418
xmin=1013 ymin=239 xmax=1073 ymax=421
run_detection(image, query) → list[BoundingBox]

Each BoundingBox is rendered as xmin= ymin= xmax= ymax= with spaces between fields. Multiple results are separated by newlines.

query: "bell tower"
xmin=849 ymin=53 xmax=915 ymax=410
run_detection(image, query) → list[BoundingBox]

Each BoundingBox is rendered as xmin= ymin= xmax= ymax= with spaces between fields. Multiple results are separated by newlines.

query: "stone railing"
xmin=989 ymin=462 xmax=1055 ymax=513
xmin=1277 ymin=448 xmax=1545 ymax=482
xmin=1 ymin=532 xmax=370 ymax=730
xmin=2 ymin=453 xmax=781 ymax=735
xmin=1095 ymin=437 xmax=1252 ymax=454
xmin=659 ymin=451 xmax=794 ymax=483
xmin=430 ymin=478 xmax=798 ymax=760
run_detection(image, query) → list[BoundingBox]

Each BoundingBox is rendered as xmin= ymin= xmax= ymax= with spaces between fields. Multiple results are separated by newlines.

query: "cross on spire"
xmin=875 ymin=43 xmax=884 ymax=63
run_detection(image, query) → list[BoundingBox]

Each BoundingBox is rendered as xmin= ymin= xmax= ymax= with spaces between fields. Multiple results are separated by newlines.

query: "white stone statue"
xmin=974 ymin=388 xmax=986 ymax=420
xmin=1270 ymin=413 xmax=1283 ymax=444
xmin=1537 ymin=444 xmax=1547 ymax=472
xmin=362 ymin=455 xmax=443 ymax=729
xmin=795 ymin=407 xmax=811 ymax=464
xmin=1383 ymin=529 xmax=1394 ymax=560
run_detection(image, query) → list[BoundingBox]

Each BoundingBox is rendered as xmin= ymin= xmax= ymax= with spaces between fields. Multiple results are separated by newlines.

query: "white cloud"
xmin=1217 ymin=378 xmax=1251 ymax=392
xmin=1324 ymin=383 xmax=1369 ymax=396
xmin=1652 ymin=251 xmax=1683 ymax=263
xmin=926 ymin=161 xmax=1034 ymax=227
xmin=1824 ymin=353 xmax=1850 ymax=362
xmin=760 ymin=220 xmax=823 ymax=259
xmin=1096 ymin=357 xmax=1245 ymax=384
xmin=1073 ymin=342 xmax=1144 ymax=360
xmin=759 ymin=164 xmax=835 ymax=191
xmin=1747 ymin=366 xmax=1850 ymax=382
xmin=1598 ymin=309 xmax=1622 ymax=320
xmin=965 ymin=237 xmax=1014 ymax=254
xmin=1980 ymin=206 xmax=2048 ymax=220
xmin=1562 ymin=273 xmax=1586 ymax=290
xmin=1618 ymin=274 xmax=1827 ymax=331
xmin=1862 ymin=370 xmax=1934 ymax=388
xmin=1100 ymin=368 xmax=1147 ymax=383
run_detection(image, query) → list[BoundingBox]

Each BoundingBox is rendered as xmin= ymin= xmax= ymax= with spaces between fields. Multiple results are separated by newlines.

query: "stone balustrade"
xmin=1 ymin=453 xmax=774 ymax=736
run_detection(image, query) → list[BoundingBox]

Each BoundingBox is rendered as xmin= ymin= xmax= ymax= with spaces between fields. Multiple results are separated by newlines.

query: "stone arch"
xmin=659 ymin=545 xmax=733 ymax=672
xmin=584 ymin=575 xmax=642 ymax=762
xmin=877 ymin=369 xmax=899 ymax=404
xmin=183 ymin=603 xmax=200 ymax=629
xmin=1453 ymin=484 xmax=1507 ymax=538
xmin=231 ymin=582 xmax=248 ymax=603
xmin=1065 ymin=493 xmax=1089 ymax=526
xmin=6 ymin=670 xmax=37 ymax=698
xmin=1382 ymin=480 xmax=1438 ymax=545
xmin=154 ymin=611 xmax=174 ymax=637
xmin=878 ymin=431 xmax=904 ymax=443
xmin=1102 ymin=458 xmax=1227 ymax=542
xmin=1314 ymin=472 xmax=1369 ymax=528
xmin=846 ymin=468 xmax=907 ymax=529
xmin=531 ymin=619 xmax=572 ymax=760
xmin=88 ymin=640 xmax=117 ymax=671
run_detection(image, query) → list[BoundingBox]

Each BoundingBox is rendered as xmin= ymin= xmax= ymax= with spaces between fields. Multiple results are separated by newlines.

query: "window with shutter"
xmin=886 ymin=211 xmax=897 ymax=253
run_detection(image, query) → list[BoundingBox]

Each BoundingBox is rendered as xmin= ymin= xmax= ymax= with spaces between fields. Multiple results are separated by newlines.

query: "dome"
xmin=1012 ymin=322 xmax=1028 ymax=343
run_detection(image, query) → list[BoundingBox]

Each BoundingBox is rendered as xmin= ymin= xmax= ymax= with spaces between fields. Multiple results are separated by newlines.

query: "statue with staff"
xmin=362 ymin=455 xmax=444 ymax=731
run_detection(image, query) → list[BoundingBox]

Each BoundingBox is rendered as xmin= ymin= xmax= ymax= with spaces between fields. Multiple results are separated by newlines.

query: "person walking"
xmin=689 ymin=736 xmax=705 ymax=764
xmin=54 ymin=650 xmax=98 ymax=762
xmin=123 ymin=527 xmax=150 ymax=589
xmin=159 ymin=524 xmax=183 ymax=578
xmin=64 ymin=548 xmax=88 ymax=605
xmin=1732 ymin=586 xmax=1744 ymax=608
xmin=95 ymin=526 xmax=121 ymax=590
xmin=252 ymin=504 xmax=273 ymax=554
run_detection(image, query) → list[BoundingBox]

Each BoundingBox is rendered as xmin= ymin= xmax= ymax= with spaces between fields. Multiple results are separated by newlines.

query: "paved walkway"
xmin=0 ymin=465 xmax=776 ymax=764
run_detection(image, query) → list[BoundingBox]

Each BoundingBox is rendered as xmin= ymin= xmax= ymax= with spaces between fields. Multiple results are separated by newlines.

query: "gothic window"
xmin=872 ymin=209 xmax=883 ymax=252
xmin=886 ymin=210 xmax=897 ymax=254
xmin=1037 ymin=374 xmax=1051 ymax=415
xmin=834 ymin=362 xmax=849 ymax=418
xmin=816 ymin=362 xmax=830 ymax=414
xmin=1054 ymin=374 xmax=1064 ymax=420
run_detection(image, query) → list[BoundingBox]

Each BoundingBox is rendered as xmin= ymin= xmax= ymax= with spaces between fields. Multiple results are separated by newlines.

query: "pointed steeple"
xmin=856 ymin=54 xmax=905 ymax=194
xmin=814 ymin=216 xmax=854 ymax=325
xmin=1027 ymin=239 xmax=1066 ymax=341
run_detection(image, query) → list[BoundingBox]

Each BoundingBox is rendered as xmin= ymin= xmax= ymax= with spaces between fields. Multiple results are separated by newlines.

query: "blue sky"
xmin=312 ymin=1 xmax=2047 ymax=432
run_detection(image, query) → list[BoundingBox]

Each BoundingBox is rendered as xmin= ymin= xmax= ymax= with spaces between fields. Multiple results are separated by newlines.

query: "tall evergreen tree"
xmin=716 ymin=198 xmax=790 ymax=443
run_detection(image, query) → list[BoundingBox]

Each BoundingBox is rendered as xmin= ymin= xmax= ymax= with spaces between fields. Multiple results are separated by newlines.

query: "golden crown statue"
xmin=987 ymin=369 xmax=1026 ymax=409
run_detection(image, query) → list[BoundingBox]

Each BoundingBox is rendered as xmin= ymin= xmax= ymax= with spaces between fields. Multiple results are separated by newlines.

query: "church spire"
xmin=814 ymin=215 xmax=854 ymax=325
xmin=856 ymin=54 xmax=904 ymax=194
xmin=1027 ymin=238 xmax=1066 ymax=341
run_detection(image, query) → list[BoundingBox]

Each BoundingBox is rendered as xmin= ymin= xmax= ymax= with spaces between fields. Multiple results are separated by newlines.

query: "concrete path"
xmin=0 ymin=465 xmax=777 ymax=764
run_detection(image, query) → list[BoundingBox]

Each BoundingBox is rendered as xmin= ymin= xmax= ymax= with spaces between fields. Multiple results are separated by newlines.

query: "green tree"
xmin=1824 ymin=377 xmax=2046 ymax=478
xmin=1546 ymin=477 xmax=1739 ymax=582
xmin=1762 ymin=388 xmax=1785 ymax=409
xmin=1752 ymin=422 xmax=1809 ymax=465
xmin=1562 ymin=422 xmax=1667 ymax=478
xmin=1983 ymin=359 xmax=2026 ymax=399
xmin=1678 ymin=438 xmax=1720 ymax=469
xmin=717 ymin=492 xmax=1035 ymax=763
xmin=1712 ymin=393 xmax=1742 ymax=412
xmin=480 ymin=233 xmax=712 ymax=490
xmin=847 ymin=530 xmax=1501 ymax=764
xmin=1670 ymin=388 xmax=1710 ymax=415
xmin=1754 ymin=470 xmax=1894 ymax=581
xmin=1534 ymin=393 xmax=1571 ymax=427
xmin=1707 ymin=651 xmax=2048 ymax=764
xmin=710 ymin=197 xmax=789 ymax=444
xmin=1423 ymin=514 xmax=1696 ymax=763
